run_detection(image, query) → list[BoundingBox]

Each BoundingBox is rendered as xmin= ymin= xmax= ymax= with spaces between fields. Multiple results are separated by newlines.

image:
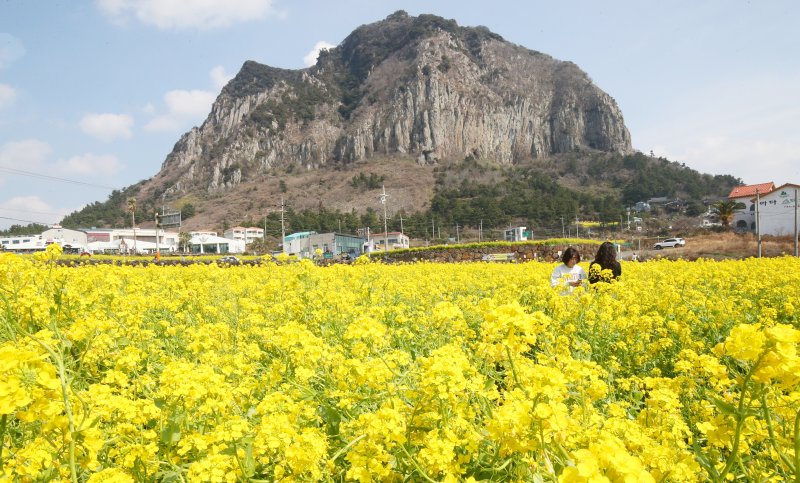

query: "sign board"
xmin=482 ymin=253 xmax=516 ymax=262
xmin=160 ymin=211 xmax=181 ymax=228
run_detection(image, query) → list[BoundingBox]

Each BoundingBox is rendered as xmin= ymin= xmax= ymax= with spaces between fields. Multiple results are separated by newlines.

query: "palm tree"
xmin=178 ymin=231 xmax=192 ymax=253
xmin=127 ymin=197 xmax=137 ymax=254
xmin=712 ymin=200 xmax=746 ymax=227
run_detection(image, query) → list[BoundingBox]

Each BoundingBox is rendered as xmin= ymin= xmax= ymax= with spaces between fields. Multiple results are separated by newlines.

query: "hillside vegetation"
xmin=60 ymin=151 xmax=739 ymax=239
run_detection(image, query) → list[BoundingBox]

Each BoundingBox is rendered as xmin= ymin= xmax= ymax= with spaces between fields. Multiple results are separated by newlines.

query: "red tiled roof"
xmin=728 ymin=182 xmax=775 ymax=199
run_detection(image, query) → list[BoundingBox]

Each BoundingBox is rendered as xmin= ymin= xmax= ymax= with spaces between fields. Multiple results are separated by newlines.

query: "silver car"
xmin=653 ymin=238 xmax=686 ymax=249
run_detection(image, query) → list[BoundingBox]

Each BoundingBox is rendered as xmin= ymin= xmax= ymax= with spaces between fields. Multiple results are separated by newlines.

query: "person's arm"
xmin=573 ymin=266 xmax=587 ymax=286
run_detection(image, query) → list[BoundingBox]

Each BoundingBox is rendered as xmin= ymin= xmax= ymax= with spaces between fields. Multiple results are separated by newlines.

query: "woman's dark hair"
xmin=561 ymin=247 xmax=580 ymax=264
xmin=593 ymin=241 xmax=617 ymax=269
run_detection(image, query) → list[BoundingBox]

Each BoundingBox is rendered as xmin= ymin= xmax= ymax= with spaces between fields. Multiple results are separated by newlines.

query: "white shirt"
xmin=550 ymin=263 xmax=587 ymax=288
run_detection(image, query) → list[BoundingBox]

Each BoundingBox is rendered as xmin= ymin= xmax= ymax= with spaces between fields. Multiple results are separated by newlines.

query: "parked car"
xmin=653 ymin=238 xmax=686 ymax=249
xmin=218 ymin=255 xmax=240 ymax=264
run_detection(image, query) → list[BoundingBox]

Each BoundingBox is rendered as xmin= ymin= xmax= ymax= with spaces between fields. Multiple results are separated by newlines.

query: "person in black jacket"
xmin=589 ymin=241 xmax=621 ymax=284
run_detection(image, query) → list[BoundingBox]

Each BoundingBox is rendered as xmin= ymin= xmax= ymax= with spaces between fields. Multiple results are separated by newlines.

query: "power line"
xmin=0 ymin=215 xmax=56 ymax=225
xmin=0 ymin=166 xmax=116 ymax=190
xmin=0 ymin=207 xmax=66 ymax=217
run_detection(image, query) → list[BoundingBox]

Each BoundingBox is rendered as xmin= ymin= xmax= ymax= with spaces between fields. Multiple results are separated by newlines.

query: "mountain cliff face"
xmin=157 ymin=11 xmax=631 ymax=198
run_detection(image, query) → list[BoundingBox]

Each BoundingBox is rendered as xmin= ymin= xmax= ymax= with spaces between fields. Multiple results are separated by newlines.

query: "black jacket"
xmin=588 ymin=261 xmax=621 ymax=284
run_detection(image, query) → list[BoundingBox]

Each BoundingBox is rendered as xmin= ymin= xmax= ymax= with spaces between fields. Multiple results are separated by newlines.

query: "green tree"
xmin=181 ymin=203 xmax=196 ymax=219
xmin=178 ymin=231 xmax=192 ymax=253
xmin=712 ymin=200 xmax=746 ymax=227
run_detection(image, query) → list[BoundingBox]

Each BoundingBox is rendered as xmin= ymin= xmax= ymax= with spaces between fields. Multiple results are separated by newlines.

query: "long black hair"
xmin=593 ymin=241 xmax=617 ymax=269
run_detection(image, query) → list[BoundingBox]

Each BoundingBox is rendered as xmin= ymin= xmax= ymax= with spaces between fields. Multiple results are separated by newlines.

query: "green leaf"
xmin=709 ymin=395 xmax=737 ymax=417
xmin=160 ymin=421 xmax=181 ymax=444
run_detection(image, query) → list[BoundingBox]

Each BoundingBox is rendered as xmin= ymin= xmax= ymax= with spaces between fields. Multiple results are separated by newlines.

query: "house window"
xmin=750 ymin=205 xmax=755 ymax=211
xmin=751 ymin=222 xmax=756 ymax=230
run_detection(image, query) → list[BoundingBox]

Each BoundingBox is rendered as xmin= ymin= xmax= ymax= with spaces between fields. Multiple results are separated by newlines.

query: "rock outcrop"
xmin=156 ymin=11 xmax=632 ymax=197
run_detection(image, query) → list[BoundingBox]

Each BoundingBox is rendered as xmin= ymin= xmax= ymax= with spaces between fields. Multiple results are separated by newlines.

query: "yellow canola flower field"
xmin=0 ymin=244 xmax=799 ymax=482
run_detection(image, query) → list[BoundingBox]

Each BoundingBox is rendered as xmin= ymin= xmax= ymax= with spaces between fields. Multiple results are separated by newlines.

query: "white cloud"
xmin=79 ymin=113 xmax=134 ymax=142
xmin=210 ymin=65 xmax=234 ymax=91
xmin=96 ymin=0 xmax=276 ymax=30
xmin=55 ymin=153 xmax=123 ymax=177
xmin=144 ymin=89 xmax=215 ymax=133
xmin=635 ymin=71 xmax=800 ymax=186
xmin=0 ymin=139 xmax=52 ymax=171
xmin=142 ymin=103 xmax=156 ymax=115
xmin=0 ymin=84 xmax=16 ymax=108
xmin=0 ymin=33 xmax=25 ymax=69
xmin=303 ymin=41 xmax=336 ymax=67
xmin=0 ymin=196 xmax=65 ymax=226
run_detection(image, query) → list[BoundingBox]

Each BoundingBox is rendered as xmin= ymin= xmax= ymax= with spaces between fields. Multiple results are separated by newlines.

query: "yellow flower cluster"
xmin=0 ymin=251 xmax=798 ymax=481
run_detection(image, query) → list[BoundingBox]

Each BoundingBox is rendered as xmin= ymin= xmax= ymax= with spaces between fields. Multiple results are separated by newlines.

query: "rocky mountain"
xmin=65 ymin=12 xmax=737 ymax=235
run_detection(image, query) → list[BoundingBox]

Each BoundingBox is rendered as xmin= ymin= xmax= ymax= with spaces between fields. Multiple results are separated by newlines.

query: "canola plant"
xmin=0 ymin=244 xmax=798 ymax=482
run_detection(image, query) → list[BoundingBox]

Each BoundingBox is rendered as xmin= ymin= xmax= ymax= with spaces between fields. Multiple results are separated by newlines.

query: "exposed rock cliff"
xmin=156 ymin=11 xmax=632 ymax=197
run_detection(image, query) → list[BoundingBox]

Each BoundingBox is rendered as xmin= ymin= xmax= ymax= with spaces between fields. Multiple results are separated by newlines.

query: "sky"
xmin=0 ymin=0 xmax=798 ymax=229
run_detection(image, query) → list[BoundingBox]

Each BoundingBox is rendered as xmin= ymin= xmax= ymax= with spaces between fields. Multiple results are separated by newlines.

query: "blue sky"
xmin=1 ymin=0 xmax=798 ymax=228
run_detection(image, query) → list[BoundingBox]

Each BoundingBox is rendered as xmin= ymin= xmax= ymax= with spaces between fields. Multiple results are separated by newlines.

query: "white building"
xmin=0 ymin=234 xmax=48 ymax=252
xmin=189 ymin=234 xmax=245 ymax=254
xmin=368 ymin=231 xmax=410 ymax=251
xmin=1 ymin=226 xmax=89 ymax=253
xmin=504 ymin=227 xmax=529 ymax=242
xmin=752 ymin=183 xmax=800 ymax=237
xmin=190 ymin=230 xmax=217 ymax=237
xmin=283 ymin=231 xmax=316 ymax=257
xmin=85 ymin=228 xmax=178 ymax=251
xmin=224 ymin=226 xmax=264 ymax=245
xmin=729 ymin=182 xmax=775 ymax=232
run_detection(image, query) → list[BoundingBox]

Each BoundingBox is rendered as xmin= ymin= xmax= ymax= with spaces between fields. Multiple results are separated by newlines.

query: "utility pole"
xmin=280 ymin=197 xmax=286 ymax=252
xmin=794 ymin=188 xmax=798 ymax=257
xmin=379 ymin=185 xmax=389 ymax=252
xmin=756 ymin=189 xmax=762 ymax=258
xmin=479 ymin=219 xmax=483 ymax=242
xmin=432 ymin=218 xmax=435 ymax=241
xmin=264 ymin=212 xmax=267 ymax=240
xmin=455 ymin=223 xmax=460 ymax=243
xmin=399 ymin=213 xmax=404 ymax=235
xmin=626 ymin=208 xmax=631 ymax=231
xmin=576 ymin=214 xmax=579 ymax=238
xmin=154 ymin=212 xmax=161 ymax=260
xmin=561 ymin=216 xmax=565 ymax=238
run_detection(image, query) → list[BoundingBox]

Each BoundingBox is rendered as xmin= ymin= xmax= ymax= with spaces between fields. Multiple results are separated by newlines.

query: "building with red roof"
xmin=729 ymin=182 xmax=775 ymax=232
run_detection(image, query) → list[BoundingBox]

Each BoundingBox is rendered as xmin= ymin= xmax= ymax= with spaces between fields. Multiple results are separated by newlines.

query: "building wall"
xmin=732 ymin=196 xmax=757 ymax=232
xmin=42 ymin=228 xmax=88 ymax=246
xmin=756 ymin=187 xmax=799 ymax=237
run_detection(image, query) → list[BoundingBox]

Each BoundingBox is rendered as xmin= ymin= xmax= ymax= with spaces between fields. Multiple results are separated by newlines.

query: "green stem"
xmin=794 ymin=408 xmax=800 ymax=483
xmin=720 ymin=357 xmax=762 ymax=479
xmin=0 ymin=413 xmax=7 ymax=471
xmin=21 ymin=332 xmax=78 ymax=483
xmin=398 ymin=444 xmax=437 ymax=483
xmin=759 ymin=391 xmax=795 ymax=475
xmin=328 ymin=434 xmax=366 ymax=463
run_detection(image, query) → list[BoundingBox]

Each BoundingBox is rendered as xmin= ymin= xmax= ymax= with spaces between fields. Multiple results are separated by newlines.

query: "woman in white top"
xmin=550 ymin=247 xmax=587 ymax=289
